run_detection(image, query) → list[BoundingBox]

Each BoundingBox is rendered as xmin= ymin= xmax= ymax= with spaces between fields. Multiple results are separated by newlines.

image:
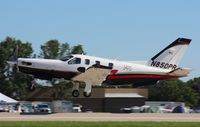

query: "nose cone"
xmin=17 ymin=58 xmax=63 ymax=79
xmin=17 ymin=58 xmax=77 ymax=80
xmin=17 ymin=58 xmax=64 ymax=69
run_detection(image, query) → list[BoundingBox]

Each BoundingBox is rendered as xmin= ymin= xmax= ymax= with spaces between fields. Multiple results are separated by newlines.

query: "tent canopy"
xmin=0 ymin=93 xmax=18 ymax=103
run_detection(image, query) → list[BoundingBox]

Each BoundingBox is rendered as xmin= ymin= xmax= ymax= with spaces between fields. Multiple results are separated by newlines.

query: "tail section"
xmin=148 ymin=38 xmax=191 ymax=70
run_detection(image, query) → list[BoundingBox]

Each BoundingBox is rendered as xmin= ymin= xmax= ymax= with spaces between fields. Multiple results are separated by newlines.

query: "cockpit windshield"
xmin=60 ymin=55 xmax=73 ymax=61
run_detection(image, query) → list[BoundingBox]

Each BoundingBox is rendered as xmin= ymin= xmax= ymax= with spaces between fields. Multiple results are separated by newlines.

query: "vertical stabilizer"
xmin=148 ymin=38 xmax=191 ymax=70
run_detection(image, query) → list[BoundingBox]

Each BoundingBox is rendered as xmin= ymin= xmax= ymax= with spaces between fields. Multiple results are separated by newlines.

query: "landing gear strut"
xmin=83 ymin=92 xmax=91 ymax=97
xmin=72 ymin=82 xmax=80 ymax=97
xmin=83 ymin=83 xmax=92 ymax=97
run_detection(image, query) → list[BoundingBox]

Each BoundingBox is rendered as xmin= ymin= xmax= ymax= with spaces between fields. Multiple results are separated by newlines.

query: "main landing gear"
xmin=72 ymin=83 xmax=80 ymax=97
xmin=72 ymin=82 xmax=92 ymax=98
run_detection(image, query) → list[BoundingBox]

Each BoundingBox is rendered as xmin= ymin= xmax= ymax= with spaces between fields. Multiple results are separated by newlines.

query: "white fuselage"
xmin=17 ymin=54 xmax=174 ymax=86
xmin=8 ymin=37 xmax=191 ymax=93
xmin=18 ymin=54 xmax=169 ymax=76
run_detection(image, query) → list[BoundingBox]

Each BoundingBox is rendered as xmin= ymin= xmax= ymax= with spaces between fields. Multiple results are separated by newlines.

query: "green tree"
xmin=187 ymin=77 xmax=200 ymax=106
xmin=0 ymin=37 xmax=33 ymax=100
xmin=40 ymin=40 xmax=85 ymax=59
xmin=71 ymin=44 xmax=85 ymax=54
xmin=59 ymin=43 xmax=70 ymax=58
xmin=40 ymin=40 xmax=61 ymax=59
xmin=187 ymin=77 xmax=200 ymax=92
xmin=148 ymin=79 xmax=199 ymax=107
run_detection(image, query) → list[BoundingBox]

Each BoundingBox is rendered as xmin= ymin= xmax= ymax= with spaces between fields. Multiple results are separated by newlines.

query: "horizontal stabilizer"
xmin=72 ymin=65 xmax=112 ymax=85
xmin=168 ymin=68 xmax=191 ymax=77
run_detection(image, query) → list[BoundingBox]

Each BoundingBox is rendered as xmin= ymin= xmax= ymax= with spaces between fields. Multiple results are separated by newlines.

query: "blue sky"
xmin=0 ymin=0 xmax=199 ymax=81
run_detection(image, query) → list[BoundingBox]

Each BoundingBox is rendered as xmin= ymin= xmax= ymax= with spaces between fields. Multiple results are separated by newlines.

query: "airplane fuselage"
xmin=17 ymin=54 xmax=176 ymax=86
xmin=8 ymin=38 xmax=191 ymax=97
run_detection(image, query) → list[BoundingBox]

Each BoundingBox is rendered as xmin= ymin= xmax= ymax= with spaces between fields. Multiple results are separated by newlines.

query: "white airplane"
xmin=8 ymin=38 xmax=192 ymax=97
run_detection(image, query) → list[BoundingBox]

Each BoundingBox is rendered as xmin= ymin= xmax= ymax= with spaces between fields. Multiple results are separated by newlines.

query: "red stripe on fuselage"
xmin=108 ymin=74 xmax=177 ymax=80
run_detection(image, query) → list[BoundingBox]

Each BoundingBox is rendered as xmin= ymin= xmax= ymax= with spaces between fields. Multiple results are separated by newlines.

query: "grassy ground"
xmin=0 ymin=122 xmax=200 ymax=127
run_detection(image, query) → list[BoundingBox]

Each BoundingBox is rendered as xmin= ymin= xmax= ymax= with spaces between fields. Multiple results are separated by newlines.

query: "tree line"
xmin=0 ymin=36 xmax=84 ymax=100
xmin=148 ymin=78 xmax=200 ymax=108
xmin=0 ymin=36 xmax=200 ymax=108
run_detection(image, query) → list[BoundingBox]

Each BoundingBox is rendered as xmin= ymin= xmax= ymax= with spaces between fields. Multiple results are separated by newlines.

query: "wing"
xmin=72 ymin=65 xmax=112 ymax=85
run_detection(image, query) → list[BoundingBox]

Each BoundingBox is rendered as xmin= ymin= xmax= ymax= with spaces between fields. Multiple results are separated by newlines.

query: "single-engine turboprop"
xmin=7 ymin=38 xmax=192 ymax=97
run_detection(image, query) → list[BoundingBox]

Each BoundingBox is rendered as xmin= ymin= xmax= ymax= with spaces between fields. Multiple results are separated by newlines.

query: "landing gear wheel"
xmin=28 ymin=84 xmax=36 ymax=91
xmin=72 ymin=90 xmax=80 ymax=97
xmin=83 ymin=92 xmax=91 ymax=97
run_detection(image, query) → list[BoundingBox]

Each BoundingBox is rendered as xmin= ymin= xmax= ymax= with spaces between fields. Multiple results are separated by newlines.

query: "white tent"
xmin=0 ymin=93 xmax=18 ymax=103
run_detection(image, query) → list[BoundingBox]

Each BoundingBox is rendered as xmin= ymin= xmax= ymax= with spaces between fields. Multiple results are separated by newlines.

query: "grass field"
xmin=0 ymin=122 xmax=200 ymax=127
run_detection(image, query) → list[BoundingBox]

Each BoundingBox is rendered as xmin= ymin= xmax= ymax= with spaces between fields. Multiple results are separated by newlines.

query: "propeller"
xmin=7 ymin=45 xmax=19 ymax=78
xmin=7 ymin=45 xmax=36 ymax=91
xmin=7 ymin=45 xmax=18 ymax=64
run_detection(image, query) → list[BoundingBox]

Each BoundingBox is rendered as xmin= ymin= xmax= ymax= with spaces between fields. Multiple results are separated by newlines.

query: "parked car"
xmin=120 ymin=107 xmax=132 ymax=113
xmin=191 ymin=107 xmax=200 ymax=113
xmin=34 ymin=104 xmax=52 ymax=113
xmin=72 ymin=104 xmax=82 ymax=112
xmin=0 ymin=104 xmax=9 ymax=112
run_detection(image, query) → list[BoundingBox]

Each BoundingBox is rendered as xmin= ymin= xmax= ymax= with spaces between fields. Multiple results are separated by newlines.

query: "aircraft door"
xmin=68 ymin=57 xmax=85 ymax=73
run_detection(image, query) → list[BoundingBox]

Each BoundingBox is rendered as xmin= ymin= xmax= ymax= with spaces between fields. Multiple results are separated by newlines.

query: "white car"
xmin=34 ymin=104 xmax=52 ymax=113
xmin=72 ymin=104 xmax=82 ymax=112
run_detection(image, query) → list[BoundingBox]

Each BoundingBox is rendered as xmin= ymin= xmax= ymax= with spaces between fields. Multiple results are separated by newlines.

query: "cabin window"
xmin=108 ymin=63 xmax=113 ymax=68
xmin=85 ymin=59 xmax=90 ymax=65
xmin=68 ymin=57 xmax=81 ymax=64
xmin=95 ymin=61 xmax=100 ymax=66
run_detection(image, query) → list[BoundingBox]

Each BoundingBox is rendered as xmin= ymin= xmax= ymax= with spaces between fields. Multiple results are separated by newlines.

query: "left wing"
xmin=72 ymin=65 xmax=112 ymax=85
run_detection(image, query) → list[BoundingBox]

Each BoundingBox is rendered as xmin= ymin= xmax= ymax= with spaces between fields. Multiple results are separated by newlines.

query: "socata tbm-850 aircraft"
xmin=8 ymin=38 xmax=192 ymax=97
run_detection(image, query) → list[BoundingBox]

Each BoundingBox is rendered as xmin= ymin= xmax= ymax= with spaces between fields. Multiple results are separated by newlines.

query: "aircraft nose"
xmin=18 ymin=58 xmax=65 ymax=70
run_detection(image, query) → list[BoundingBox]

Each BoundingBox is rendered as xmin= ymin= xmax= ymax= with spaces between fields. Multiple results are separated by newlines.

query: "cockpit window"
xmin=60 ymin=55 xmax=73 ymax=61
xmin=68 ymin=57 xmax=81 ymax=64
